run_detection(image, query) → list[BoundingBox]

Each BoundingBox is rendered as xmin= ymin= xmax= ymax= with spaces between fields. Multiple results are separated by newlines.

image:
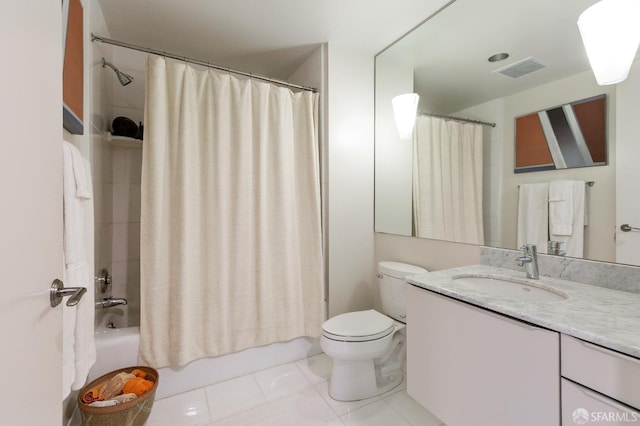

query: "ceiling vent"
xmin=494 ymin=57 xmax=546 ymax=78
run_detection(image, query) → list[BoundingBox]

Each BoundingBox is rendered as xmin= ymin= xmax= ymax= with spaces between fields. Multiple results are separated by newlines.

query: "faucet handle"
xmin=95 ymin=268 xmax=112 ymax=294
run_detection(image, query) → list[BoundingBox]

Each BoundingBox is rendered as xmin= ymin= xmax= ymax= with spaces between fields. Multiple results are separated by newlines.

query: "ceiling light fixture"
xmin=578 ymin=0 xmax=640 ymax=85
xmin=488 ymin=53 xmax=509 ymax=62
xmin=391 ymin=93 xmax=420 ymax=140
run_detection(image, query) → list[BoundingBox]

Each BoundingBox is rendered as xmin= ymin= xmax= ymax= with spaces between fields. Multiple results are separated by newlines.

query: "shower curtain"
xmin=412 ymin=116 xmax=484 ymax=245
xmin=139 ymin=56 xmax=324 ymax=368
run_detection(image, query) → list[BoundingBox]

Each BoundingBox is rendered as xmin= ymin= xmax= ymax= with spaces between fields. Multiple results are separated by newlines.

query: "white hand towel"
xmin=551 ymin=181 xmax=586 ymax=258
xmin=62 ymin=141 xmax=96 ymax=398
xmin=69 ymin=143 xmax=93 ymax=199
xmin=517 ymin=183 xmax=549 ymax=250
xmin=63 ymin=143 xmax=92 ymax=265
xmin=549 ymin=180 xmax=574 ymax=236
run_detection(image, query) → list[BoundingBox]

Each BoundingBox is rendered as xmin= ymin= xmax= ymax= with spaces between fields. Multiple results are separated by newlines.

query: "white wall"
xmin=375 ymin=234 xmax=481 ymax=274
xmin=326 ymin=44 xmax=376 ymax=317
xmin=288 ymin=45 xmax=328 ymax=315
xmin=615 ymin=61 xmax=640 ymax=265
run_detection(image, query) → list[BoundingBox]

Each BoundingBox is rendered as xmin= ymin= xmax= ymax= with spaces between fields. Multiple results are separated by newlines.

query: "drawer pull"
xmin=580 ymin=340 xmax=640 ymax=366
xmin=492 ymin=313 xmax=546 ymax=331
xmin=578 ymin=384 xmax=640 ymax=413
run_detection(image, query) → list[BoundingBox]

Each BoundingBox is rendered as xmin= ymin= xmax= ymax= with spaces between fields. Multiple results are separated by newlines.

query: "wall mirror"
xmin=375 ymin=0 xmax=640 ymax=266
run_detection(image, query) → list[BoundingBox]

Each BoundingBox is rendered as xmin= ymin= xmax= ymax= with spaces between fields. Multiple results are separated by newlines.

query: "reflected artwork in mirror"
xmin=374 ymin=0 xmax=640 ymax=266
xmin=515 ymin=94 xmax=607 ymax=173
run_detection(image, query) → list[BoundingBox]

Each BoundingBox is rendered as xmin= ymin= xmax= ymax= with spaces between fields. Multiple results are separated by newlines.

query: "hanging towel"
xmin=549 ymin=180 xmax=574 ymax=236
xmin=62 ymin=141 xmax=96 ymax=399
xmin=517 ymin=183 xmax=549 ymax=250
xmin=550 ymin=180 xmax=586 ymax=258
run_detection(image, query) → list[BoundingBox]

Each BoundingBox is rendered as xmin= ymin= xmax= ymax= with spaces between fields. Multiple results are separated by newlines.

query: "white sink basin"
xmin=452 ymin=275 xmax=568 ymax=302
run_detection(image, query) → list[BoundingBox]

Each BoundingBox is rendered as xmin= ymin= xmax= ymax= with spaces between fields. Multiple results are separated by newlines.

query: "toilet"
xmin=320 ymin=261 xmax=428 ymax=401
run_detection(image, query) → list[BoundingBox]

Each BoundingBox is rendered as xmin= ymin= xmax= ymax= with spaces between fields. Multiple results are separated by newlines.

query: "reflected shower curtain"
xmin=140 ymin=56 xmax=323 ymax=368
xmin=413 ymin=116 xmax=484 ymax=245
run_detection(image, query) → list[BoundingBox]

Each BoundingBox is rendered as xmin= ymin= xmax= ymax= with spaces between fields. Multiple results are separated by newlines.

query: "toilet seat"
xmin=322 ymin=309 xmax=394 ymax=342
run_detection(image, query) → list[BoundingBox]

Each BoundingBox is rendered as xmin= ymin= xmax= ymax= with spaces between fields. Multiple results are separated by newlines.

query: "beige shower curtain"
xmin=413 ymin=116 xmax=484 ymax=245
xmin=139 ymin=56 xmax=324 ymax=368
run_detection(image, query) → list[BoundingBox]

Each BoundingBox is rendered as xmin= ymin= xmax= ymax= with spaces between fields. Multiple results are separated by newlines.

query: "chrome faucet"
xmin=517 ymin=244 xmax=539 ymax=279
xmin=96 ymin=297 xmax=128 ymax=309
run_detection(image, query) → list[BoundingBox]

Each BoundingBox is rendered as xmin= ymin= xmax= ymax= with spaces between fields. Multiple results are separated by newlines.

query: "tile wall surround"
xmin=90 ymin=1 xmax=115 ymax=330
xmin=108 ymin=145 xmax=143 ymax=327
xmin=93 ymin=37 xmax=147 ymax=329
xmin=481 ymin=246 xmax=640 ymax=294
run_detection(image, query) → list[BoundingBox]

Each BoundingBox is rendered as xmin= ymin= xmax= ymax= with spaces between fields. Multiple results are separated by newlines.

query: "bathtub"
xmin=88 ymin=320 xmax=322 ymax=400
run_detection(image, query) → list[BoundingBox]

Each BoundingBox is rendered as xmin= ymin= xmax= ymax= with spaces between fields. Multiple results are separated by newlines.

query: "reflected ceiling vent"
xmin=494 ymin=56 xmax=546 ymax=79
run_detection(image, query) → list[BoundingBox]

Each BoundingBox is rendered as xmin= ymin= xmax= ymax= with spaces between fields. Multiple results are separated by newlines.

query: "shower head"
xmin=102 ymin=58 xmax=134 ymax=86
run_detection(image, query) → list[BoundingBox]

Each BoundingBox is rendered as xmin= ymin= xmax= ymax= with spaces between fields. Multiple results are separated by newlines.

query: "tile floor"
xmin=145 ymin=353 xmax=445 ymax=425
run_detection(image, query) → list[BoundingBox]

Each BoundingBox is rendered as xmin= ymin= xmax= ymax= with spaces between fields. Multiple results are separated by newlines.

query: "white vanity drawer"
xmin=562 ymin=334 xmax=640 ymax=409
xmin=562 ymin=379 xmax=639 ymax=425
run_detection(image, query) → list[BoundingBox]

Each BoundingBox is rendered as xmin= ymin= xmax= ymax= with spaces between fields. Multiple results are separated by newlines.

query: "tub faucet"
xmin=517 ymin=244 xmax=539 ymax=279
xmin=97 ymin=297 xmax=128 ymax=309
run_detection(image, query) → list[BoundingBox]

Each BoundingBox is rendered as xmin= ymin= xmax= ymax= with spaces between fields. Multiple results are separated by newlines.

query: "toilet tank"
xmin=378 ymin=261 xmax=428 ymax=322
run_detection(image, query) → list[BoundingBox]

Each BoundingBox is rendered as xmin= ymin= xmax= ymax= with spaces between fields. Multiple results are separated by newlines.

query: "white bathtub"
xmin=88 ymin=323 xmax=321 ymax=400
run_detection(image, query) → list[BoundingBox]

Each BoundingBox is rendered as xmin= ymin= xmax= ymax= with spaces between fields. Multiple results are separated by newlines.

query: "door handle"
xmin=620 ymin=224 xmax=640 ymax=232
xmin=50 ymin=279 xmax=87 ymax=308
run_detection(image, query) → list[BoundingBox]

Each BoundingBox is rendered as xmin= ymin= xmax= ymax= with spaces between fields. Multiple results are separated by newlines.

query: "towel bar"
xmin=517 ymin=180 xmax=595 ymax=188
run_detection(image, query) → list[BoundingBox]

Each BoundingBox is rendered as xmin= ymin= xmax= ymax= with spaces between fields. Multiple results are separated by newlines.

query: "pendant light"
xmin=578 ymin=0 xmax=640 ymax=85
xmin=391 ymin=93 xmax=419 ymax=140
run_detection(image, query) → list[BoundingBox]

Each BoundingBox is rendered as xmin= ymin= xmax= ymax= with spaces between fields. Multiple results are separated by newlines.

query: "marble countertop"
xmin=408 ymin=264 xmax=640 ymax=358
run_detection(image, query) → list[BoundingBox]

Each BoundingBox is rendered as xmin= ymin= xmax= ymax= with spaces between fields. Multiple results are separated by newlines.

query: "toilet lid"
xmin=322 ymin=309 xmax=394 ymax=342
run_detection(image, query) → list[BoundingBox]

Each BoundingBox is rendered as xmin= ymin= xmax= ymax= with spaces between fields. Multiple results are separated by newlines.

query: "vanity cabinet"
xmin=561 ymin=379 xmax=639 ymax=425
xmin=407 ymin=285 xmax=560 ymax=426
xmin=561 ymin=334 xmax=640 ymax=423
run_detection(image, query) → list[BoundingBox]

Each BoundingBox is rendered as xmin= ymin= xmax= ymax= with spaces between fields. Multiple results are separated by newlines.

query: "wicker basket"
xmin=77 ymin=366 xmax=159 ymax=426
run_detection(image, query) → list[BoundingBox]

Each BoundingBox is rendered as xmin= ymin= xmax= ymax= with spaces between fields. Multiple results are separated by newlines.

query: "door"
xmin=616 ymin=63 xmax=640 ymax=265
xmin=0 ymin=2 xmax=63 ymax=424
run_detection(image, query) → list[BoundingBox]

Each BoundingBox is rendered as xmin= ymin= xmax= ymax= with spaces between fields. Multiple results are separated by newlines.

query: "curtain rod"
xmin=90 ymin=34 xmax=317 ymax=93
xmin=418 ymin=112 xmax=496 ymax=128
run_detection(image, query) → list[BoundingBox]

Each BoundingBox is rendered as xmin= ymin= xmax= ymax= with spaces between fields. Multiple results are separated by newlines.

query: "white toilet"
xmin=320 ymin=261 xmax=428 ymax=401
